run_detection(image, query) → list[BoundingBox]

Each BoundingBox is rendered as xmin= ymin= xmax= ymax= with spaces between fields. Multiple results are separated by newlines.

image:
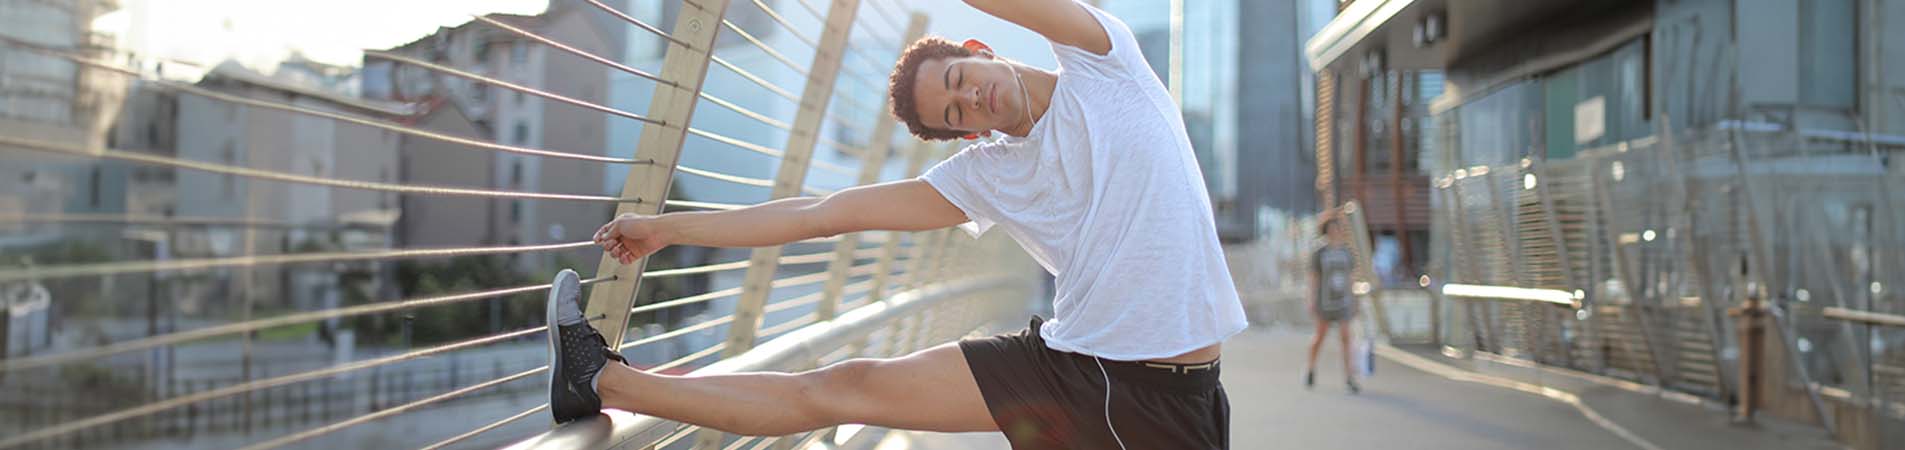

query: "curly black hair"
xmin=888 ymin=37 xmax=974 ymax=141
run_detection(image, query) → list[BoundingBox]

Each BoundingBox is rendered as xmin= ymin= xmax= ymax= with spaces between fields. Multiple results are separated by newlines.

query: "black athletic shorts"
xmin=959 ymin=317 xmax=1229 ymax=449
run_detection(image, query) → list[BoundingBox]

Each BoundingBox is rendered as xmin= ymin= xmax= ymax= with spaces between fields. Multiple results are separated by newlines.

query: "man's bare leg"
xmin=547 ymin=270 xmax=994 ymax=432
xmin=598 ymin=342 xmax=997 ymax=436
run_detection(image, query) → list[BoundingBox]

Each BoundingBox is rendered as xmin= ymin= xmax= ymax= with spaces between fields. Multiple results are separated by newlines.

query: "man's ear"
xmin=962 ymin=39 xmax=994 ymax=59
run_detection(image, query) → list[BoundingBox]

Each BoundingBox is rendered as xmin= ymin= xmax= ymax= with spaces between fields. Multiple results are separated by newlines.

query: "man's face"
xmin=909 ymin=55 xmax=1027 ymax=136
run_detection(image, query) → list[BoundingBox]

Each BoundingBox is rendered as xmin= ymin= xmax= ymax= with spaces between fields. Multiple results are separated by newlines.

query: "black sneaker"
xmin=1346 ymin=378 xmax=1361 ymax=395
xmin=547 ymin=269 xmax=628 ymax=424
xmin=1304 ymin=370 xmax=1315 ymax=389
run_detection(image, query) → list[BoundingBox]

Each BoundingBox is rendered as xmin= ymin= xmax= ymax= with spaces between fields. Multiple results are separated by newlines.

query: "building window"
xmin=510 ymin=160 xmax=524 ymax=187
xmin=1801 ymin=0 xmax=1856 ymax=109
xmin=513 ymin=122 xmax=529 ymax=145
xmin=510 ymin=199 xmax=523 ymax=223
xmin=475 ymin=40 xmax=492 ymax=64
xmin=510 ymin=42 xmax=528 ymax=67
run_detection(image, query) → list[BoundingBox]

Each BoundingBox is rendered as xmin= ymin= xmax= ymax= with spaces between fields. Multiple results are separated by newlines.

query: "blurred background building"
xmin=1 ymin=0 xmax=130 ymax=359
xmin=1 ymin=0 xmax=128 ymax=248
xmin=4 ymin=0 xmax=1902 ymax=448
xmin=361 ymin=1 xmax=614 ymax=272
xmin=1307 ymin=0 xmax=1905 ymax=443
xmin=1307 ymin=0 xmax=1905 ymax=286
xmin=604 ymin=0 xmax=897 ymax=211
xmin=1100 ymin=0 xmax=1332 ymax=243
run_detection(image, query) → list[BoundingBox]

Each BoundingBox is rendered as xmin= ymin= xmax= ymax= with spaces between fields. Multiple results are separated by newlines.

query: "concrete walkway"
xmin=891 ymin=327 xmax=1838 ymax=450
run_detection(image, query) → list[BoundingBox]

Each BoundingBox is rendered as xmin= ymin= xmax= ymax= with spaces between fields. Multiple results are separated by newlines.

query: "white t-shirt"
xmin=919 ymin=1 xmax=1248 ymax=361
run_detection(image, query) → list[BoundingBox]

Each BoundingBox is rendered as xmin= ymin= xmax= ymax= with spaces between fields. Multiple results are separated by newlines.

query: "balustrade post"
xmin=816 ymin=12 xmax=929 ymax=321
xmin=584 ymin=0 xmax=734 ymax=347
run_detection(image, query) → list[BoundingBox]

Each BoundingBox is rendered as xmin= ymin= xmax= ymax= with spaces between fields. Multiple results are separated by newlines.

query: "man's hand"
xmin=595 ymin=213 xmax=670 ymax=265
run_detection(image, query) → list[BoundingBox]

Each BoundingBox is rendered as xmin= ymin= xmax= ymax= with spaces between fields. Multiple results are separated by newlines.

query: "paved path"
xmin=891 ymin=327 xmax=1835 ymax=450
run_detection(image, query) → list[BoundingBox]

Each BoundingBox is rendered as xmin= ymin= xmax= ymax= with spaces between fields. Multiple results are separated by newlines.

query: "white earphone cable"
xmin=1093 ymin=356 xmax=1129 ymax=450
xmin=1009 ymin=63 xmax=1035 ymax=135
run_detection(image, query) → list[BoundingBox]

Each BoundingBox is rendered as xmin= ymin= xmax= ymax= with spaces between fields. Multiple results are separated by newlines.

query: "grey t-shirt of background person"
xmin=1311 ymin=245 xmax=1357 ymax=321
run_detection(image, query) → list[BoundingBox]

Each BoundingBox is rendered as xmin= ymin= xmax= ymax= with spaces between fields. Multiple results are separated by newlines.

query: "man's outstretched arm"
xmin=593 ymin=179 xmax=968 ymax=264
xmin=962 ymin=0 xmax=1111 ymax=55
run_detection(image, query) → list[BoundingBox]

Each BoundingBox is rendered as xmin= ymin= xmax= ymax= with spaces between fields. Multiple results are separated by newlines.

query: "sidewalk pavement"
xmin=890 ymin=327 xmax=1843 ymax=450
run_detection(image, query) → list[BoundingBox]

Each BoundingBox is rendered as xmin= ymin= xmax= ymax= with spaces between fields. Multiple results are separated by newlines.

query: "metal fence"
xmin=0 ymin=0 xmax=1042 ymax=449
xmin=1425 ymin=119 xmax=1905 ymax=444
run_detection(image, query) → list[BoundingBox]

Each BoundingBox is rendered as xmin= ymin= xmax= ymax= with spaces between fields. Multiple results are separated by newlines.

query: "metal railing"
xmin=0 ymin=0 xmax=1041 ymax=449
xmin=505 ymin=275 xmax=1033 ymax=450
xmin=1819 ymin=308 xmax=1905 ymax=446
xmin=1425 ymin=121 xmax=1905 ymax=439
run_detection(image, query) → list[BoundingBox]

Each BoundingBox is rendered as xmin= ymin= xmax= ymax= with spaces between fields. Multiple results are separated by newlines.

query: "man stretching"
xmin=547 ymin=1 xmax=1247 ymax=447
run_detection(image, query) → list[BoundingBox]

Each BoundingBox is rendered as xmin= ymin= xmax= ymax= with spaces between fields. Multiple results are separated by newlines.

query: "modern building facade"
xmin=174 ymin=62 xmax=404 ymax=315
xmin=1097 ymin=0 xmax=1330 ymax=242
xmin=607 ymin=0 xmax=882 ymax=211
xmin=0 ymin=0 xmax=122 ymax=146
xmin=1308 ymin=1 xmax=1905 ymax=447
xmin=1302 ymin=0 xmax=1444 ymax=284
xmin=363 ymin=1 xmax=616 ymax=271
xmin=390 ymin=99 xmax=493 ymax=249
xmin=0 ymin=0 xmax=128 ymax=247
xmin=1308 ymin=0 xmax=1903 ymax=177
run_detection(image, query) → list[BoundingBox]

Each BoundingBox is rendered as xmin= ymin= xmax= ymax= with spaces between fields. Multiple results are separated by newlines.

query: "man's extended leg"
xmin=549 ymin=269 xmax=995 ymax=435
xmin=598 ymin=342 xmax=997 ymax=435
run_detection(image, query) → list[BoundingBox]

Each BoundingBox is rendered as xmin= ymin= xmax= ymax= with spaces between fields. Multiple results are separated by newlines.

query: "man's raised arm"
xmin=963 ymin=0 xmax=1111 ymax=55
xmin=593 ymin=180 xmax=969 ymax=264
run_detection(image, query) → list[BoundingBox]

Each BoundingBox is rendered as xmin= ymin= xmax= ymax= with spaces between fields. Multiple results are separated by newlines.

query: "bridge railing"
xmin=1426 ymin=121 xmax=1905 ymax=440
xmin=506 ymin=274 xmax=1033 ymax=450
xmin=0 ymin=0 xmax=1042 ymax=449
xmin=1820 ymin=308 xmax=1905 ymax=447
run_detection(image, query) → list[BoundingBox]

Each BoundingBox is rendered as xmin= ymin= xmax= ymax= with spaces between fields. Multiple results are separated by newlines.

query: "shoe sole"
xmin=546 ymin=269 xmax=574 ymax=424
